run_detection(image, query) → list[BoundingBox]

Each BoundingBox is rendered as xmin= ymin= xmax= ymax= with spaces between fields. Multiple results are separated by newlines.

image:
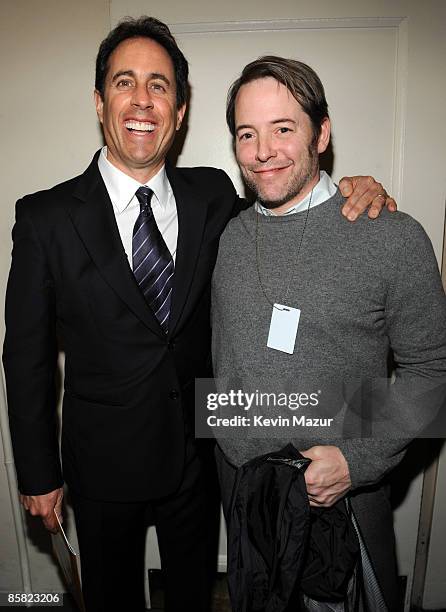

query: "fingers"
xmin=307 ymin=483 xmax=349 ymax=507
xmin=27 ymin=500 xmax=59 ymax=533
xmin=307 ymin=482 xmax=342 ymax=506
xmin=353 ymin=191 xmax=397 ymax=220
xmin=366 ymin=192 xmax=387 ymax=219
xmin=340 ymin=175 xmax=380 ymax=221
xmin=385 ymin=196 xmax=397 ymax=212
xmin=338 ymin=176 xmax=353 ymax=198
xmin=339 ymin=175 xmax=372 ymax=221
xmin=308 ymin=495 xmax=340 ymax=508
xmin=366 ymin=191 xmax=398 ymax=219
xmin=301 ymin=445 xmax=351 ymax=507
xmin=339 ymin=175 xmax=397 ymax=221
xmin=42 ymin=513 xmax=59 ymax=534
xmin=19 ymin=488 xmax=63 ymax=533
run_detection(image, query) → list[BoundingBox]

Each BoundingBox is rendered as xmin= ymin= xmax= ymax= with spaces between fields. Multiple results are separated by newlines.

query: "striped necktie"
xmin=132 ymin=186 xmax=174 ymax=333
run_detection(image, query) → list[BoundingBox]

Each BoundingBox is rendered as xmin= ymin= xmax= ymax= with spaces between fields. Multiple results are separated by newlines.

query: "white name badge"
xmin=267 ymin=303 xmax=301 ymax=354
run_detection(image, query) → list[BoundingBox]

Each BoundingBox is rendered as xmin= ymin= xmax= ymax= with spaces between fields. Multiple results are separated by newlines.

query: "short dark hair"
xmin=95 ymin=16 xmax=189 ymax=108
xmin=226 ymin=56 xmax=328 ymax=140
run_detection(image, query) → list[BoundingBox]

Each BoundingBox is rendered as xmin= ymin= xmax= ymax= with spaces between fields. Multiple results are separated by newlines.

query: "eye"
xmin=150 ymin=82 xmax=167 ymax=93
xmin=238 ymin=132 xmax=253 ymax=141
xmin=116 ymin=79 xmax=133 ymax=88
xmin=277 ymin=126 xmax=291 ymax=134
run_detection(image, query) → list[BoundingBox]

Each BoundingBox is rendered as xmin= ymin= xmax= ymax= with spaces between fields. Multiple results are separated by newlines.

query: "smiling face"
xmin=234 ymin=77 xmax=330 ymax=214
xmin=94 ymin=36 xmax=186 ymax=183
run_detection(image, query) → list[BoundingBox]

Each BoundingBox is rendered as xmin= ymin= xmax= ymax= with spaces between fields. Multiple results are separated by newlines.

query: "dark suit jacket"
xmin=3 ymin=151 xmax=239 ymax=502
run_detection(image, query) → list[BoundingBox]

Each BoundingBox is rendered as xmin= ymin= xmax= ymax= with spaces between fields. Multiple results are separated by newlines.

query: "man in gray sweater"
xmin=211 ymin=57 xmax=446 ymax=610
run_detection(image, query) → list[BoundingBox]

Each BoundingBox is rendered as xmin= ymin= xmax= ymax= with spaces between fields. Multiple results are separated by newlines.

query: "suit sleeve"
xmin=2 ymin=199 xmax=63 ymax=495
xmin=231 ymin=195 xmax=250 ymax=218
xmin=338 ymin=217 xmax=446 ymax=489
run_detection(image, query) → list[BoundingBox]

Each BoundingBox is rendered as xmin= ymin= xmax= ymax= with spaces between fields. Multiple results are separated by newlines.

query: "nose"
xmin=131 ymin=83 xmax=154 ymax=110
xmin=256 ymin=134 xmax=276 ymax=162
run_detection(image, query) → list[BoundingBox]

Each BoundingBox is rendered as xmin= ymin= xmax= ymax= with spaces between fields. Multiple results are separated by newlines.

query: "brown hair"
xmin=226 ymin=55 xmax=328 ymax=140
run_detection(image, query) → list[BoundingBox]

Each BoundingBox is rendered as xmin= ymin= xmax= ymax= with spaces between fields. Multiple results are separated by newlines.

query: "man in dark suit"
xmin=2 ymin=16 xmax=395 ymax=612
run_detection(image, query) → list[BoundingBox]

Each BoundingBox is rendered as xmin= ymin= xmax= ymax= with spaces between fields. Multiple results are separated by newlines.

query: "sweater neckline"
xmin=246 ymin=189 xmax=344 ymax=224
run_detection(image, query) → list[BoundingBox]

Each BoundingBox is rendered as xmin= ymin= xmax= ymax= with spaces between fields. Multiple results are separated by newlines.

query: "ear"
xmin=94 ymin=89 xmax=104 ymax=124
xmin=176 ymin=103 xmax=186 ymax=131
xmin=317 ymin=117 xmax=331 ymax=154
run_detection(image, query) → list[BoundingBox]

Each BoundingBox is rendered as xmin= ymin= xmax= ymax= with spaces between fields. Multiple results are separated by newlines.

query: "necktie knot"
xmin=135 ymin=187 xmax=154 ymax=216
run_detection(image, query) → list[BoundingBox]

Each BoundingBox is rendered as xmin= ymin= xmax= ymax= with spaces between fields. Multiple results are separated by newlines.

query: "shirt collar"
xmin=98 ymin=146 xmax=171 ymax=213
xmin=256 ymin=170 xmax=337 ymax=216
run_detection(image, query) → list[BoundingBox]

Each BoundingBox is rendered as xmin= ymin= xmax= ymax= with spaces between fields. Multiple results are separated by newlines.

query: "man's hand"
xmin=339 ymin=175 xmax=397 ymax=221
xmin=20 ymin=487 xmax=63 ymax=533
xmin=300 ymin=446 xmax=351 ymax=507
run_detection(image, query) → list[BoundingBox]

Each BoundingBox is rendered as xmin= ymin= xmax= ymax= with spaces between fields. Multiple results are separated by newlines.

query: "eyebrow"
xmin=111 ymin=70 xmax=171 ymax=86
xmin=271 ymin=118 xmax=296 ymax=125
xmin=235 ymin=118 xmax=296 ymax=133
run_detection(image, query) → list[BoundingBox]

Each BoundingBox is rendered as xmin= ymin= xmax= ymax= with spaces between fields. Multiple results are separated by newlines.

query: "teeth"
xmin=124 ymin=121 xmax=155 ymax=132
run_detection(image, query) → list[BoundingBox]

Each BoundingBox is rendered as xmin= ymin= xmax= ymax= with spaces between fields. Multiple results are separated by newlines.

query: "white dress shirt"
xmin=98 ymin=146 xmax=178 ymax=265
xmin=256 ymin=170 xmax=337 ymax=216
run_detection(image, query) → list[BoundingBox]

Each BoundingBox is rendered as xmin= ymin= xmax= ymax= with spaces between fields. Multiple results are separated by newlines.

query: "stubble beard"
xmin=243 ymin=141 xmax=319 ymax=210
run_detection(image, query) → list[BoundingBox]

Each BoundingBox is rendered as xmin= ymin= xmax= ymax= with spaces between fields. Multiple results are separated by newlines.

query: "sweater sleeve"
xmin=338 ymin=217 xmax=446 ymax=489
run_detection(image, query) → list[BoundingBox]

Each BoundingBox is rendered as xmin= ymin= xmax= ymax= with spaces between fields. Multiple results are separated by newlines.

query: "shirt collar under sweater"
xmin=255 ymin=170 xmax=337 ymax=216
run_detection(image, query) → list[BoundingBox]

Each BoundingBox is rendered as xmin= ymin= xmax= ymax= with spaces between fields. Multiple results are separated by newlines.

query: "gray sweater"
xmin=211 ymin=190 xmax=446 ymax=489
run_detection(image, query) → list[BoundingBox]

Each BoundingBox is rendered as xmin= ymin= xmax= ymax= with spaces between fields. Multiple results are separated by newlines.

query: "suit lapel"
xmin=69 ymin=154 xmax=163 ymax=337
xmin=167 ymin=165 xmax=208 ymax=335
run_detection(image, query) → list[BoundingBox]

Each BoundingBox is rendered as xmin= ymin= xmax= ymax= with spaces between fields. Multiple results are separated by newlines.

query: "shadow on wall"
xmin=390 ymin=438 xmax=444 ymax=510
xmin=167 ymin=82 xmax=191 ymax=168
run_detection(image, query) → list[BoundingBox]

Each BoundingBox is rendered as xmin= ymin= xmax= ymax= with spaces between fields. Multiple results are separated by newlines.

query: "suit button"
xmin=170 ymin=390 xmax=179 ymax=400
xmin=167 ymin=341 xmax=175 ymax=350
